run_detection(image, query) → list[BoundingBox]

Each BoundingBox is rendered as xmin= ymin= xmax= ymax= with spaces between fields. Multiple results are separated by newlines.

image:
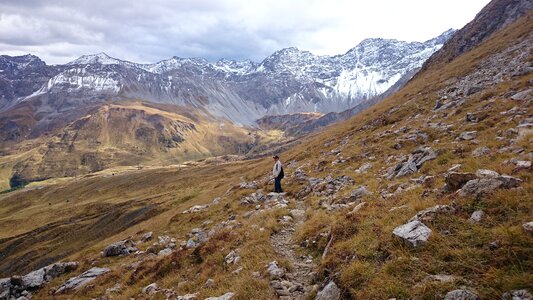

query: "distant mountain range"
xmin=0 ymin=29 xmax=454 ymax=129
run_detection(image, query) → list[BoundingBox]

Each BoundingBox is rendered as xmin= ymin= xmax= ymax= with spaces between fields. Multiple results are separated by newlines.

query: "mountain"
xmin=0 ymin=30 xmax=453 ymax=130
xmin=0 ymin=0 xmax=531 ymax=299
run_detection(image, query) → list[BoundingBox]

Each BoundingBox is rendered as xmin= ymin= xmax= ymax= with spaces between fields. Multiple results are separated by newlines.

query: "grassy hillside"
xmin=0 ymin=8 xmax=531 ymax=300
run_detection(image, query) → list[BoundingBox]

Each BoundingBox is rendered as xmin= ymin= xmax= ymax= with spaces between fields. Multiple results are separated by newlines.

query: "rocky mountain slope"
xmin=0 ymin=0 xmax=531 ymax=299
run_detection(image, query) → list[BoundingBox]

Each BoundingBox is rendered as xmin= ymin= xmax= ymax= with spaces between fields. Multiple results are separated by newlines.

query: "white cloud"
xmin=0 ymin=0 xmax=491 ymax=64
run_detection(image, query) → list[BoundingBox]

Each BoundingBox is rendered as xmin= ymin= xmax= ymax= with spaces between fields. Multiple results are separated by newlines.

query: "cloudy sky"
xmin=0 ymin=0 xmax=491 ymax=65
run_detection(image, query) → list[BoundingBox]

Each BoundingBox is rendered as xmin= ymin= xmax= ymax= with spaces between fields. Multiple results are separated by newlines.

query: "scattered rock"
xmin=224 ymin=250 xmax=240 ymax=265
xmin=444 ymin=289 xmax=479 ymax=300
xmin=203 ymin=278 xmax=215 ymax=288
xmin=267 ymin=261 xmax=284 ymax=279
xmin=523 ymin=222 xmax=533 ymax=236
xmin=388 ymin=147 xmax=437 ymax=178
xmin=240 ymin=191 xmax=266 ymax=205
xmin=475 ymin=169 xmax=499 ymax=178
xmin=466 ymin=113 xmax=478 ymax=123
xmin=240 ymin=181 xmax=258 ymax=189
xmin=176 ymin=293 xmax=199 ymax=300
xmin=392 ymin=221 xmax=432 ymax=247
xmin=212 ymin=197 xmax=221 ymax=204
xmin=457 ymin=131 xmax=478 ymax=141
xmin=502 ymin=289 xmax=533 ymax=300
xmin=514 ymin=160 xmax=532 ymax=172
xmin=348 ymin=202 xmax=367 ymax=215
xmin=158 ymin=248 xmax=173 ymax=257
xmin=510 ymin=89 xmax=533 ymax=101
xmin=315 ymin=281 xmax=340 ymax=300
xmin=458 ymin=175 xmax=522 ymax=198
xmin=409 ymin=205 xmax=455 ymax=222
xmin=142 ymin=283 xmax=158 ymax=295
xmin=469 ymin=210 xmax=485 ymax=223
xmin=105 ymin=283 xmax=122 ymax=294
xmin=205 ymin=292 xmax=235 ymax=300
xmin=141 ymin=232 xmax=153 ymax=242
xmin=411 ymin=175 xmax=435 ymax=187
xmin=182 ymin=204 xmax=209 ymax=214
xmin=350 ymin=186 xmax=372 ymax=200
xmin=472 ymin=146 xmax=491 ymax=157
xmin=355 ymin=162 xmax=372 ymax=174
xmin=55 ymin=267 xmax=110 ymax=294
xmin=102 ymin=239 xmax=137 ymax=257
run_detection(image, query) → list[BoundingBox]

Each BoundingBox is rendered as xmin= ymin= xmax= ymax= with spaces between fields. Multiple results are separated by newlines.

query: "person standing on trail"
xmin=272 ymin=155 xmax=284 ymax=193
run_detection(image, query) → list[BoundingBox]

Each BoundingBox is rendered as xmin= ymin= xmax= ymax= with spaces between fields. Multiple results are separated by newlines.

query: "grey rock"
xmin=267 ymin=261 xmax=284 ymax=279
xmin=510 ymin=89 xmax=533 ymax=101
xmin=390 ymin=147 xmax=437 ymax=178
xmin=158 ymin=248 xmax=173 ymax=257
xmin=469 ymin=210 xmax=485 ymax=223
xmin=142 ymin=282 xmax=158 ymax=294
xmin=182 ymin=204 xmax=209 ymax=214
xmin=224 ymin=250 xmax=240 ymax=265
xmin=105 ymin=283 xmax=122 ymax=294
xmin=392 ymin=220 xmax=432 ymax=247
xmin=472 ymin=146 xmax=491 ymax=157
xmin=350 ymin=186 xmax=372 ymax=200
xmin=355 ymin=162 xmax=372 ymax=174
xmin=457 ymin=131 xmax=478 ymax=141
xmin=102 ymin=239 xmax=137 ymax=257
xmin=203 ymin=278 xmax=215 ymax=288
xmin=55 ymin=267 xmax=110 ymax=294
xmin=0 ymin=278 xmax=11 ymax=299
xmin=458 ymin=175 xmax=522 ymax=197
xmin=409 ymin=205 xmax=455 ymax=222
xmin=444 ymin=289 xmax=479 ymax=300
xmin=523 ymin=222 xmax=533 ymax=235
xmin=502 ymin=289 xmax=533 ymax=300
xmin=141 ymin=231 xmax=153 ymax=242
xmin=475 ymin=169 xmax=499 ymax=178
xmin=315 ymin=281 xmax=340 ymax=300
xmin=176 ymin=293 xmax=199 ymax=300
xmin=205 ymin=292 xmax=235 ymax=300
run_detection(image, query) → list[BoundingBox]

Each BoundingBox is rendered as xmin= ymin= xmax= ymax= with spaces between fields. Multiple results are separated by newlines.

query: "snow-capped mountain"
xmin=0 ymin=29 xmax=454 ymax=125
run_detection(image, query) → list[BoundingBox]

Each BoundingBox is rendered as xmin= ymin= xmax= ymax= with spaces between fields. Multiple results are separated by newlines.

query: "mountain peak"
xmin=68 ymin=52 xmax=123 ymax=65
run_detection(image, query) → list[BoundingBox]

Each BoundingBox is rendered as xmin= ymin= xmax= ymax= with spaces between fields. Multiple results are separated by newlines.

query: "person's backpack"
xmin=279 ymin=166 xmax=285 ymax=179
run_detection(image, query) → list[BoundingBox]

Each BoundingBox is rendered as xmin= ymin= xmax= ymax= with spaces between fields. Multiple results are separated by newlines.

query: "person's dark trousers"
xmin=274 ymin=176 xmax=283 ymax=193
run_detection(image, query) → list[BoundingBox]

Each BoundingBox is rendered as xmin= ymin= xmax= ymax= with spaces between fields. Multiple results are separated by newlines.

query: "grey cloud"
xmin=0 ymin=0 xmax=490 ymax=64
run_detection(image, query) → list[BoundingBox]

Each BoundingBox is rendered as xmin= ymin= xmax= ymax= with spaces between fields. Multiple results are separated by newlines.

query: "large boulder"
xmin=315 ymin=281 xmax=341 ymax=300
xmin=458 ymin=175 xmax=522 ymax=198
xmin=444 ymin=289 xmax=479 ymax=300
xmin=393 ymin=221 xmax=432 ymax=247
xmin=54 ymin=267 xmax=110 ymax=294
xmin=102 ymin=239 xmax=137 ymax=257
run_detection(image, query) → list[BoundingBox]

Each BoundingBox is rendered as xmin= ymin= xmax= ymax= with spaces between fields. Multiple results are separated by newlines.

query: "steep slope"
xmin=0 ymin=1 xmax=531 ymax=300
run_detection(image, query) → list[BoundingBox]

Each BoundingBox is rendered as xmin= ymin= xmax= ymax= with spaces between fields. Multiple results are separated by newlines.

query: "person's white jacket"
xmin=273 ymin=160 xmax=282 ymax=178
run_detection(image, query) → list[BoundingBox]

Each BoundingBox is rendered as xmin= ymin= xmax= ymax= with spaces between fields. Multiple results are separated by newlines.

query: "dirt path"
xmin=269 ymin=197 xmax=316 ymax=299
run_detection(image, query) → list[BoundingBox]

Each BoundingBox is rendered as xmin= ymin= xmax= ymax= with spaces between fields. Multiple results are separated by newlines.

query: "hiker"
xmin=272 ymin=155 xmax=284 ymax=193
